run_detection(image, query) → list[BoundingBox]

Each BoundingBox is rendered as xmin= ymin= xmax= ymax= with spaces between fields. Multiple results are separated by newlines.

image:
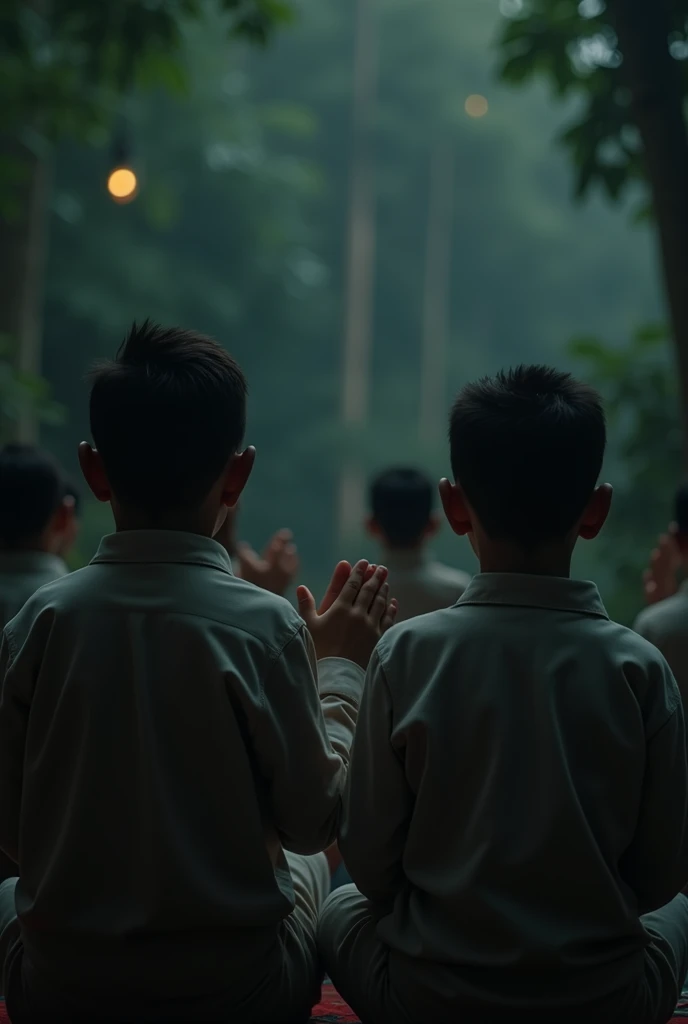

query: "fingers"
xmin=381 ymin=598 xmax=398 ymax=633
xmin=263 ymin=531 xmax=289 ymax=562
xmin=369 ymin=582 xmax=389 ymax=624
xmin=279 ymin=542 xmax=299 ymax=571
xmin=337 ymin=560 xmax=370 ymax=607
xmin=318 ymin=560 xmax=352 ymax=614
xmin=354 ymin=565 xmax=388 ymax=613
xmin=296 ymin=585 xmax=316 ymax=624
xmin=237 ymin=542 xmax=265 ymax=575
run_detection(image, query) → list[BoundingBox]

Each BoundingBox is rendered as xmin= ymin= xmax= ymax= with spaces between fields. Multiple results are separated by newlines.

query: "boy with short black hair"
xmin=0 ymin=320 xmax=395 ymax=1023
xmin=320 ymin=365 xmax=688 ymax=1024
xmin=366 ymin=467 xmax=470 ymax=620
xmin=0 ymin=445 xmax=76 ymax=627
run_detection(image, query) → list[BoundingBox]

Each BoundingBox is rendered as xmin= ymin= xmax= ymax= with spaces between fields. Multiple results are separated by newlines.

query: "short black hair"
xmin=370 ymin=468 xmax=434 ymax=547
xmin=89 ymin=321 xmax=248 ymax=512
xmin=450 ymin=365 xmax=606 ymax=549
xmin=675 ymin=485 xmax=688 ymax=535
xmin=0 ymin=445 xmax=66 ymax=547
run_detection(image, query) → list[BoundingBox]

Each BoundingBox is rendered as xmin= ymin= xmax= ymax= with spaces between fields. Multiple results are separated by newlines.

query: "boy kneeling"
xmin=320 ymin=366 xmax=688 ymax=1024
xmin=0 ymin=322 xmax=394 ymax=1022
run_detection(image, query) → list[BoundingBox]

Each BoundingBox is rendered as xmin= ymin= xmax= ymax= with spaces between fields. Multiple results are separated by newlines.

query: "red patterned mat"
xmin=0 ymin=988 xmax=359 ymax=1023
xmin=312 ymin=983 xmax=361 ymax=1021
xmin=0 ymin=984 xmax=686 ymax=1022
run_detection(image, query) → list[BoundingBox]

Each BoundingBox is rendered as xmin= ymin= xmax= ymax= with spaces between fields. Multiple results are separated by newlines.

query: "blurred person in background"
xmin=0 ymin=445 xmax=77 ymax=628
xmin=635 ymin=483 xmax=688 ymax=708
xmin=216 ymin=503 xmax=299 ymax=596
xmin=0 ymin=445 xmax=78 ymax=884
xmin=366 ymin=467 xmax=471 ymax=621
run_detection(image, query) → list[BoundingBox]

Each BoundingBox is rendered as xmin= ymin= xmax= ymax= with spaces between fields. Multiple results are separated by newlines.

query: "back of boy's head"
xmin=0 ymin=445 xmax=66 ymax=548
xmin=370 ymin=468 xmax=434 ymax=548
xmin=450 ymin=365 xmax=606 ymax=550
xmin=89 ymin=321 xmax=247 ymax=511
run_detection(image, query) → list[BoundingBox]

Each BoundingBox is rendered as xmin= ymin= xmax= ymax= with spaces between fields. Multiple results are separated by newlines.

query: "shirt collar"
xmin=91 ymin=530 xmax=233 ymax=574
xmin=456 ymin=572 xmax=608 ymax=619
xmin=0 ymin=551 xmax=67 ymax=576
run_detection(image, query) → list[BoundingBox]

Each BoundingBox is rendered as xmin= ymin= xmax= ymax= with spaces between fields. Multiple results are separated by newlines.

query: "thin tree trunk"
xmin=609 ymin=0 xmax=688 ymax=455
xmin=419 ymin=141 xmax=455 ymax=444
xmin=338 ymin=0 xmax=377 ymax=540
xmin=0 ymin=142 xmax=50 ymax=444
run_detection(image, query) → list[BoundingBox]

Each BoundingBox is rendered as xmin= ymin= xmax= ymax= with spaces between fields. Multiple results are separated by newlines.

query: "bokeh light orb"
xmin=465 ymin=94 xmax=489 ymax=118
xmin=107 ymin=167 xmax=138 ymax=203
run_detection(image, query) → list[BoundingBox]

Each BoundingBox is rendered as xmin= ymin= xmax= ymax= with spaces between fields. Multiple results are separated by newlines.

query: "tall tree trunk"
xmin=419 ymin=140 xmax=455 ymax=444
xmin=338 ymin=0 xmax=377 ymax=541
xmin=0 ymin=0 xmax=51 ymax=444
xmin=0 ymin=142 xmax=50 ymax=444
xmin=609 ymin=0 xmax=688 ymax=452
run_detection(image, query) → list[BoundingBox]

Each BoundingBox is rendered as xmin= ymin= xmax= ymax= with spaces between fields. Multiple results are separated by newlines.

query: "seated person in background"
xmin=366 ymin=467 xmax=471 ymax=621
xmin=319 ymin=366 xmax=688 ymax=1024
xmin=0 ymin=321 xmax=396 ymax=1024
xmin=634 ymin=484 xmax=688 ymax=708
xmin=216 ymin=503 xmax=299 ymax=596
xmin=0 ymin=453 xmax=79 ymax=885
xmin=0 ymin=445 xmax=77 ymax=627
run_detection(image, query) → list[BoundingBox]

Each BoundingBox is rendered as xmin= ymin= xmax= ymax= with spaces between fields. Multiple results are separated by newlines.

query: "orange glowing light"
xmin=465 ymin=94 xmax=489 ymax=118
xmin=107 ymin=167 xmax=138 ymax=203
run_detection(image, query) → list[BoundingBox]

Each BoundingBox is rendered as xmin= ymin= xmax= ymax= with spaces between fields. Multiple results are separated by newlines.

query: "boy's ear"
xmin=439 ymin=478 xmax=472 ymax=537
xmin=220 ymin=447 xmax=256 ymax=508
xmin=365 ymin=515 xmax=382 ymax=540
xmin=47 ymin=497 xmax=79 ymax=557
xmin=51 ymin=496 xmax=76 ymax=533
xmin=78 ymin=442 xmax=111 ymax=503
xmin=578 ymin=483 xmax=613 ymax=540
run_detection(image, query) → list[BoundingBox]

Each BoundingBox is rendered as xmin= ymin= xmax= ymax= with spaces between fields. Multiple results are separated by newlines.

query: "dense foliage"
xmin=34 ymin=0 xmax=662 ymax=615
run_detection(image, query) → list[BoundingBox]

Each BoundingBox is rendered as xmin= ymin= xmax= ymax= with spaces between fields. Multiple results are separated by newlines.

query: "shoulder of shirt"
xmin=4 ymin=563 xmax=305 ymax=661
xmin=634 ymin=592 xmax=688 ymax=637
xmin=610 ymin=620 xmax=683 ymax=723
xmin=3 ymin=568 xmax=89 ymax=638
xmin=376 ymin=604 xmax=460 ymax=664
xmin=608 ymin=617 xmax=672 ymax=662
xmin=376 ymin=603 xmax=675 ymax=673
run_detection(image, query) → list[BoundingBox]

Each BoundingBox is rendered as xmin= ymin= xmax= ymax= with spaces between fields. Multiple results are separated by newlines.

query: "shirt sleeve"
xmin=0 ymin=628 xmax=28 ymax=862
xmin=251 ymin=625 xmax=364 ymax=856
xmin=339 ymin=648 xmax=413 ymax=907
xmin=620 ymin=674 xmax=688 ymax=914
xmin=633 ymin=610 xmax=656 ymax=645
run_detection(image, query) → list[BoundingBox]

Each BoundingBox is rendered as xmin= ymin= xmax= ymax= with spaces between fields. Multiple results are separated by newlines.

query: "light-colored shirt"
xmin=634 ymin=583 xmax=688 ymax=712
xmin=341 ymin=573 xmax=688 ymax=1013
xmin=0 ymin=550 xmax=67 ymax=628
xmin=0 ymin=530 xmax=363 ymax=1006
xmin=383 ymin=548 xmax=471 ymax=622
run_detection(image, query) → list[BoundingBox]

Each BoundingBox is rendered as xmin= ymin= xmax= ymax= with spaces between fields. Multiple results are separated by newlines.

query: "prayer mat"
xmin=2 ymin=980 xmax=688 ymax=1023
xmin=0 ymin=989 xmax=359 ymax=1023
xmin=311 ymin=982 xmax=361 ymax=1021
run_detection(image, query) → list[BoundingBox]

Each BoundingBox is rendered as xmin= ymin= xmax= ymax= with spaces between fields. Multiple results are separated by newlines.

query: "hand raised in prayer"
xmin=297 ymin=560 xmax=398 ymax=669
xmin=643 ymin=526 xmax=681 ymax=605
xmin=236 ymin=529 xmax=300 ymax=597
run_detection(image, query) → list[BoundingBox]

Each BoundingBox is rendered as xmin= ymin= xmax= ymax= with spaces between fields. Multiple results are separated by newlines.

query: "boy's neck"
xmin=114 ymin=509 xmax=216 ymax=538
xmin=478 ymin=541 xmax=572 ymax=578
xmin=381 ymin=542 xmax=426 ymax=567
